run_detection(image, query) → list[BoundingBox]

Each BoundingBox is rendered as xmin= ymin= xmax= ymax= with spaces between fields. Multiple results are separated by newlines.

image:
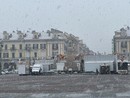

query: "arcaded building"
xmin=0 ymin=29 xmax=87 ymax=69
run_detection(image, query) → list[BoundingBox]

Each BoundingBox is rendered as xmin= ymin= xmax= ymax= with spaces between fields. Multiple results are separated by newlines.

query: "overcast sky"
xmin=0 ymin=0 xmax=130 ymax=54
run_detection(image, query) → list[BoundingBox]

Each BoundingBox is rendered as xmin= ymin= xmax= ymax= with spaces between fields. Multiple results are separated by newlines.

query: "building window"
xmin=12 ymin=53 xmax=15 ymax=58
xmin=123 ymin=50 xmax=126 ymax=53
xmin=69 ymin=41 xmax=72 ymax=47
xmin=19 ymin=44 xmax=22 ymax=50
xmin=3 ymin=53 xmax=9 ymax=58
xmin=34 ymin=35 xmax=38 ymax=39
xmin=40 ymin=44 xmax=46 ymax=49
xmin=4 ymin=35 xmax=8 ymax=40
xmin=5 ymin=44 xmax=8 ymax=50
xmin=19 ymin=34 xmax=23 ymax=39
xmin=25 ymin=44 xmax=31 ymax=51
xmin=10 ymin=44 xmax=16 ymax=51
xmin=33 ymin=44 xmax=38 ymax=49
xmin=19 ymin=53 xmax=22 ymax=58
xmin=26 ymin=44 xmax=31 ymax=48
xmin=52 ymin=43 xmax=58 ymax=50
xmin=52 ymin=51 xmax=58 ymax=57
xmin=121 ymin=41 xmax=127 ymax=48
xmin=34 ymin=52 xmax=37 ymax=58
xmin=12 ymin=44 xmax=15 ymax=50
xmin=64 ymin=45 xmax=67 ymax=52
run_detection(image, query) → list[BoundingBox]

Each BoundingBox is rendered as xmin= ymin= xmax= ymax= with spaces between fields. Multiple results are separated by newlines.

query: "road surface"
xmin=0 ymin=74 xmax=130 ymax=98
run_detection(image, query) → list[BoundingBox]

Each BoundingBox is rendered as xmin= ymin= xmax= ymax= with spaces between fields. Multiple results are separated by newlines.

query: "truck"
xmin=31 ymin=63 xmax=50 ymax=75
xmin=116 ymin=60 xmax=129 ymax=75
xmin=56 ymin=60 xmax=82 ymax=74
xmin=31 ymin=63 xmax=43 ymax=75
xmin=84 ymin=61 xmax=114 ymax=74
xmin=18 ymin=64 xmax=29 ymax=76
xmin=65 ymin=61 xmax=81 ymax=73
xmin=84 ymin=55 xmax=118 ymax=74
xmin=56 ymin=62 xmax=65 ymax=74
xmin=100 ymin=64 xmax=110 ymax=74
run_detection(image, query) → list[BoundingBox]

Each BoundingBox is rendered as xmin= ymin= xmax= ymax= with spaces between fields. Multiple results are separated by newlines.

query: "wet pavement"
xmin=0 ymin=74 xmax=130 ymax=98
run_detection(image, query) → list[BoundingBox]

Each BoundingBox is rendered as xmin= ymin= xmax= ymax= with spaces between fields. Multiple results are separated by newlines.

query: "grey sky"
xmin=0 ymin=0 xmax=130 ymax=54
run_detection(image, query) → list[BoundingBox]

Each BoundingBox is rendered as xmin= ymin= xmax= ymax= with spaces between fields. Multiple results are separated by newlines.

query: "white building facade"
xmin=113 ymin=26 xmax=130 ymax=60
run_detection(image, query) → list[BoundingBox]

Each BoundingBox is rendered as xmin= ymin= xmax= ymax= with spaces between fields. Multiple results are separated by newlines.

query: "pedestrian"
xmin=29 ymin=66 xmax=32 ymax=75
xmin=96 ymin=68 xmax=99 ymax=75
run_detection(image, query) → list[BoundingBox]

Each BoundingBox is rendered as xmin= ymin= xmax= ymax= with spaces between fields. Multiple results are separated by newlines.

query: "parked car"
xmin=1 ymin=70 xmax=6 ymax=75
xmin=4 ymin=69 xmax=10 ymax=74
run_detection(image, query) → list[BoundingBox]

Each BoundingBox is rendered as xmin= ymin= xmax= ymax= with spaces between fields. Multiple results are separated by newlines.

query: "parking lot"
xmin=0 ymin=74 xmax=130 ymax=98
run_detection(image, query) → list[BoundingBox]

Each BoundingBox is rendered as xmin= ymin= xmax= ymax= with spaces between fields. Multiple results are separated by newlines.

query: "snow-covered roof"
xmin=115 ymin=26 xmax=130 ymax=37
xmin=1 ymin=31 xmax=66 ymax=41
xmin=0 ymin=29 xmax=82 ymax=45
xmin=10 ymin=31 xmax=52 ymax=40
xmin=85 ymin=61 xmax=114 ymax=63
xmin=84 ymin=55 xmax=115 ymax=62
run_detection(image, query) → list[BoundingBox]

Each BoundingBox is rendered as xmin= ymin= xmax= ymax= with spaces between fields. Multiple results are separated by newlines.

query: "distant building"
xmin=0 ymin=29 xmax=88 ymax=69
xmin=112 ymin=26 xmax=130 ymax=60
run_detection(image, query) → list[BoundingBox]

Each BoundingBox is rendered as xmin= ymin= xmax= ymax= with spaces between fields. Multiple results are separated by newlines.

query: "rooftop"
xmin=84 ymin=54 xmax=115 ymax=62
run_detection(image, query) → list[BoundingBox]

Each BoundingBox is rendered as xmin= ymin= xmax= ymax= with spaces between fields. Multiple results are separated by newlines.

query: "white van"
xmin=31 ymin=64 xmax=43 ymax=75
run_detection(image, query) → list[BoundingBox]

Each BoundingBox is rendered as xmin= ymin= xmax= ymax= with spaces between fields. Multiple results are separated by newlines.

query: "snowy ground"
xmin=0 ymin=74 xmax=130 ymax=98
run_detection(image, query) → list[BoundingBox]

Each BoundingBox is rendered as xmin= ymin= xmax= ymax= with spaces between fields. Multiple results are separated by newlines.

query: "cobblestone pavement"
xmin=0 ymin=74 xmax=130 ymax=98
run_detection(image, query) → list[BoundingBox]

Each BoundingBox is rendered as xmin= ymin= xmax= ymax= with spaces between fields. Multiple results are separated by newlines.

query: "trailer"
xmin=56 ymin=61 xmax=66 ymax=74
xmin=42 ymin=63 xmax=50 ymax=72
xmin=84 ymin=55 xmax=116 ymax=74
xmin=18 ymin=64 xmax=29 ymax=76
xmin=84 ymin=60 xmax=114 ymax=74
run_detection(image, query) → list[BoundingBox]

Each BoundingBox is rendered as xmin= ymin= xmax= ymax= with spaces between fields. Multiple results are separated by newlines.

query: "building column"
xmin=47 ymin=42 xmax=50 ymax=58
xmin=118 ymin=41 xmax=121 ymax=53
xmin=58 ymin=43 xmax=61 ymax=54
xmin=116 ymin=41 xmax=119 ymax=53
xmin=127 ymin=41 xmax=130 ymax=53
xmin=118 ymin=41 xmax=122 ymax=53
xmin=61 ymin=43 xmax=64 ymax=55
xmin=49 ymin=43 xmax=52 ymax=58
xmin=47 ymin=42 xmax=52 ymax=59
xmin=129 ymin=41 xmax=130 ymax=53
xmin=58 ymin=42 xmax=64 ymax=55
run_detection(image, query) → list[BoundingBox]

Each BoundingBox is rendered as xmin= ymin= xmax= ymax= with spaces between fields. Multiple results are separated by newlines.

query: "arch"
xmin=3 ymin=63 xmax=9 ymax=69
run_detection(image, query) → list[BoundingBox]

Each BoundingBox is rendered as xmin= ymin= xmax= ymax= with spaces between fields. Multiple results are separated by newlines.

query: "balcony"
xmin=10 ymin=47 xmax=16 ymax=51
xmin=33 ymin=47 xmax=39 ymax=50
xmin=25 ymin=46 xmax=32 ymax=51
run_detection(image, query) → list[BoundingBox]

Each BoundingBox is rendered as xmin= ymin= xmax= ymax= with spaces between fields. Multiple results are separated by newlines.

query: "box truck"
xmin=18 ymin=64 xmax=29 ymax=75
